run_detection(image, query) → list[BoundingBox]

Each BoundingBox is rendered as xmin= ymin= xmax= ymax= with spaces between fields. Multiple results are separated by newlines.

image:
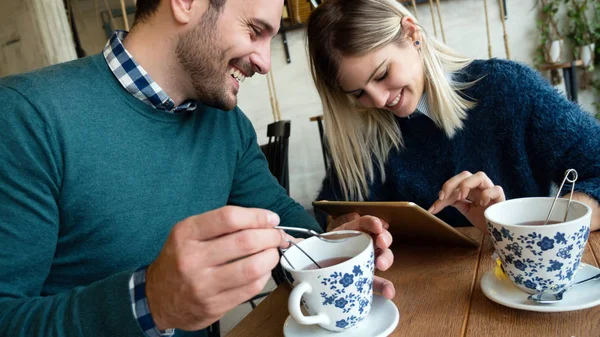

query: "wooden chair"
xmin=309 ymin=115 xmax=329 ymax=172
xmin=260 ymin=120 xmax=291 ymax=195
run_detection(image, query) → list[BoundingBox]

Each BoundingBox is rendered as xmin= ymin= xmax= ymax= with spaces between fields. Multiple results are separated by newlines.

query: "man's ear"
xmin=170 ymin=0 xmax=207 ymax=24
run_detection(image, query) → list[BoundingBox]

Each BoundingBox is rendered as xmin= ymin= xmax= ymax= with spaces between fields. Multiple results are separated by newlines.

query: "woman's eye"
xmin=353 ymin=91 xmax=364 ymax=99
xmin=375 ymin=69 xmax=389 ymax=82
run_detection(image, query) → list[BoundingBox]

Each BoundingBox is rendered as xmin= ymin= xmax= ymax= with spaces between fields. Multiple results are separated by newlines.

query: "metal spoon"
xmin=527 ymin=272 xmax=600 ymax=304
xmin=543 ymin=169 xmax=578 ymax=225
xmin=274 ymin=226 xmax=363 ymax=243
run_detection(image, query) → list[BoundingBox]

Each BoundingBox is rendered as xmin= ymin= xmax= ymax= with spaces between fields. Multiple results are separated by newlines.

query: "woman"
xmin=307 ymin=0 xmax=600 ymax=232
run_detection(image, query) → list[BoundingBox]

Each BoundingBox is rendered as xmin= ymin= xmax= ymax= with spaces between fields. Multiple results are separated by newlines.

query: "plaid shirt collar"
xmin=415 ymin=91 xmax=431 ymax=119
xmin=103 ymin=30 xmax=197 ymax=113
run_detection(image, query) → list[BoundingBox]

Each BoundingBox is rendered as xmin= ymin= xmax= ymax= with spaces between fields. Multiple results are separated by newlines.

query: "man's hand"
xmin=145 ymin=206 xmax=287 ymax=331
xmin=329 ymin=213 xmax=395 ymax=300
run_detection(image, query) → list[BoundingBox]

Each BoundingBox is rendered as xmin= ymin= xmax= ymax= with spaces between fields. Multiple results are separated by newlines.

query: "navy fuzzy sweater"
xmin=317 ymin=59 xmax=600 ymax=228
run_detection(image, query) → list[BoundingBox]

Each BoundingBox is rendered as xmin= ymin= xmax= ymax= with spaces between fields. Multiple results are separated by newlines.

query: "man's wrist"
xmin=129 ymin=266 xmax=174 ymax=336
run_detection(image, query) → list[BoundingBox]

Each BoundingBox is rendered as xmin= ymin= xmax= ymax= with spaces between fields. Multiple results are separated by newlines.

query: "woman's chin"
xmin=391 ymin=109 xmax=413 ymax=118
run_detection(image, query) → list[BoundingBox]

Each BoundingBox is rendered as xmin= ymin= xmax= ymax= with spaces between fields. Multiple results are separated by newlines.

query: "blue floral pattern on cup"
xmin=314 ymin=251 xmax=375 ymax=329
xmin=487 ymin=221 xmax=590 ymax=294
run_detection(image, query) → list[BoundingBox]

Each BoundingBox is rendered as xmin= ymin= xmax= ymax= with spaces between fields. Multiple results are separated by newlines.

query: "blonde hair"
xmin=307 ymin=0 xmax=477 ymax=201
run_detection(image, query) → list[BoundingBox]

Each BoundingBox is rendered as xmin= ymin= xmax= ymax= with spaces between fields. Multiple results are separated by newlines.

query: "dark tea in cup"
xmin=515 ymin=220 xmax=561 ymax=226
xmin=302 ymin=256 xmax=352 ymax=270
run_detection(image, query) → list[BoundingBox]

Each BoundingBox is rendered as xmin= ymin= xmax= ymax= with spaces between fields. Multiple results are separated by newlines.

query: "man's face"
xmin=176 ymin=0 xmax=283 ymax=111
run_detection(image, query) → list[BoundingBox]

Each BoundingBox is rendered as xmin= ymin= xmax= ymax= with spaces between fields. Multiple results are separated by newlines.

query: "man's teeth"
xmin=387 ymin=90 xmax=402 ymax=107
xmin=229 ymin=68 xmax=246 ymax=83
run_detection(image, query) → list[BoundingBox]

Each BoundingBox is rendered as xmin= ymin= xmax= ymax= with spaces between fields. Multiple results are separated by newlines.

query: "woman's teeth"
xmin=387 ymin=90 xmax=403 ymax=107
xmin=230 ymin=68 xmax=246 ymax=83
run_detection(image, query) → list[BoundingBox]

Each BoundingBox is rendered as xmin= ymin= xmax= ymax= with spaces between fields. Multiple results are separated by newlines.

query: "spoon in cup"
xmin=274 ymin=226 xmax=364 ymax=243
xmin=275 ymin=227 xmax=364 ymax=270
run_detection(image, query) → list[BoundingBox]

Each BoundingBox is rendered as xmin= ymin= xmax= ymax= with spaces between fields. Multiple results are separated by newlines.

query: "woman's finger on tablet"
xmin=438 ymin=171 xmax=473 ymax=201
xmin=457 ymin=171 xmax=494 ymax=202
xmin=429 ymin=189 xmax=461 ymax=214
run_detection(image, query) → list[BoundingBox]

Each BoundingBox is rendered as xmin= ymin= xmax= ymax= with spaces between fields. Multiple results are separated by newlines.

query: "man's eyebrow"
xmin=342 ymin=58 xmax=388 ymax=94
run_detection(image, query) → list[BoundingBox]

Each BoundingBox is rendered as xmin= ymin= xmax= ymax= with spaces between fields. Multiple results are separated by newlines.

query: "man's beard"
xmin=175 ymin=10 xmax=234 ymax=111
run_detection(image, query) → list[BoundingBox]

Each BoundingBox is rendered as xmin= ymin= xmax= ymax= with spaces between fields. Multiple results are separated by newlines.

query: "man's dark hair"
xmin=133 ymin=0 xmax=227 ymax=25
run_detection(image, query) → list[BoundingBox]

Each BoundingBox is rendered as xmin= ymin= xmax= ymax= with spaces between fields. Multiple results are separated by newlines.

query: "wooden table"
xmin=226 ymin=228 xmax=600 ymax=337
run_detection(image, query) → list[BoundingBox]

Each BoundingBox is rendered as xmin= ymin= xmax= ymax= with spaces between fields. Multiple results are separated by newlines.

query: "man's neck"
xmin=123 ymin=24 xmax=194 ymax=106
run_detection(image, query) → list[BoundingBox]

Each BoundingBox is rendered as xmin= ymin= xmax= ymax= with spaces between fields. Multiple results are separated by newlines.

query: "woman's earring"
xmin=415 ymin=40 xmax=420 ymax=47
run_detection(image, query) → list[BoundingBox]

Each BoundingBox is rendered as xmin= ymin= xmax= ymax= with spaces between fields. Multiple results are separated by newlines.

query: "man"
xmin=0 ymin=0 xmax=395 ymax=336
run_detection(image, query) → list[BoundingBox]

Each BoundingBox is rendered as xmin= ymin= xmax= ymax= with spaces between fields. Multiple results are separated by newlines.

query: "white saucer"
xmin=481 ymin=263 xmax=600 ymax=312
xmin=283 ymin=294 xmax=399 ymax=337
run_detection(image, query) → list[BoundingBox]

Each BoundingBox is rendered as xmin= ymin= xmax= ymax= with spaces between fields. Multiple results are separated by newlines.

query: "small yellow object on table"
xmin=494 ymin=258 xmax=508 ymax=280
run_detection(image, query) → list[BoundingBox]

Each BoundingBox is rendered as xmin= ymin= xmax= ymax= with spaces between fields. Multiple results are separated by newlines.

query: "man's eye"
xmin=251 ymin=26 xmax=262 ymax=36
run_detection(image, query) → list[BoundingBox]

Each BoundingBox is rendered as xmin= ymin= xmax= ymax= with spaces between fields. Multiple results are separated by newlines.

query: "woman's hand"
xmin=428 ymin=171 xmax=505 ymax=231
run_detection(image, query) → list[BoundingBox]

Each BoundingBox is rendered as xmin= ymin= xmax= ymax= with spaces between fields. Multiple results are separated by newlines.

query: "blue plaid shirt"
xmin=103 ymin=30 xmax=197 ymax=113
xmin=103 ymin=30 xmax=195 ymax=336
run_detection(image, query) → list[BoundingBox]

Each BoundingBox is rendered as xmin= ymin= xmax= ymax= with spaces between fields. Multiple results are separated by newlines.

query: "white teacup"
xmin=280 ymin=232 xmax=374 ymax=332
xmin=484 ymin=197 xmax=592 ymax=295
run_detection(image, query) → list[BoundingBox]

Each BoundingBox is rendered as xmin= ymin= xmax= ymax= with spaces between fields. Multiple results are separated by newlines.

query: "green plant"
xmin=588 ymin=1 xmax=600 ymax=117
xmin=535 ymin=0 xmax=563 ymax=84
xmin=592 ymin=1 xmax=600 ymax=64
xmin=565 ymin=0 xmax=595 ymax=88
xmin=535 ymin=0 xmax=563 ymax=65
xmin=565 ymin=0 xmax=593 ymax=59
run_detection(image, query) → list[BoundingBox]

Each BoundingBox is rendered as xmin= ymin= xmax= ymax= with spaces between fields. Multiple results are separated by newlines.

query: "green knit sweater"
xmin=0 ymin=54 xmax=320 ymax=336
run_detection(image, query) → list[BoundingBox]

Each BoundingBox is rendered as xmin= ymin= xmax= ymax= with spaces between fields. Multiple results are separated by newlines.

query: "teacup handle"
xmin=288 ymin=282 xmax=330 ymax=326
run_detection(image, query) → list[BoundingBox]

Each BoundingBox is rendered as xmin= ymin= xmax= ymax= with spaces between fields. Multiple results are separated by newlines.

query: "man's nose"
xmin=250 ymin=41 xmax=271 ymax=75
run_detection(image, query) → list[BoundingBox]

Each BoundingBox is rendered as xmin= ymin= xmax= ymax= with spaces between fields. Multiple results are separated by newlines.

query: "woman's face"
xmin=337 ymin=34 xmax=425 ymax=118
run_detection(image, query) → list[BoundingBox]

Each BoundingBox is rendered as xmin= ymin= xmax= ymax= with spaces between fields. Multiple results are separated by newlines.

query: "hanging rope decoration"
xmin=94 ymin=0 xmax=101 ymax=30
xmin=497 ymin=0 xmax=511 ymax=60
xmin=483 ymin=0 xmax=493 ymax=58
xmin=482 ymin=0 xmax=511 ymax=60
xmin=411 ymin=0 xmax=419 ymax=19
xmin=434 ymin=0 xmax=446 ymax=43
xmin=266 ymin=71 xmax=282 ymax=122
xmin=119 ymin=0 xmax=130 ymax=31
xmin=102 ymin=0 xmax=118 ymax=30
xmin=428 ymin=0 xmax=438 ymax=37
xmin=426 ymin=0 xmax=446 ymax=43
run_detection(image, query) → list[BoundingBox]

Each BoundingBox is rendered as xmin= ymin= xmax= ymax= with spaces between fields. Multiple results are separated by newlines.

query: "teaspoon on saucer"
xmin=527 ymin=272 xmax=600 ymax=304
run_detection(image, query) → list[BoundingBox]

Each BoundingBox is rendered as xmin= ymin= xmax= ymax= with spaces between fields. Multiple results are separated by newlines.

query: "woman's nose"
xmin=370 ymin=90 xmax=389 ymax=109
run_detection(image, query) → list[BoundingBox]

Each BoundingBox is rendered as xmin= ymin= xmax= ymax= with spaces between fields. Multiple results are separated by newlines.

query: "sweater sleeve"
xmin=227 ymin=109 xmax=322 ymax=233
xmin=0 ymin=86 xmax=146 ymax=337
xmin=515 ymin=63 xmax=600 ymax=201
